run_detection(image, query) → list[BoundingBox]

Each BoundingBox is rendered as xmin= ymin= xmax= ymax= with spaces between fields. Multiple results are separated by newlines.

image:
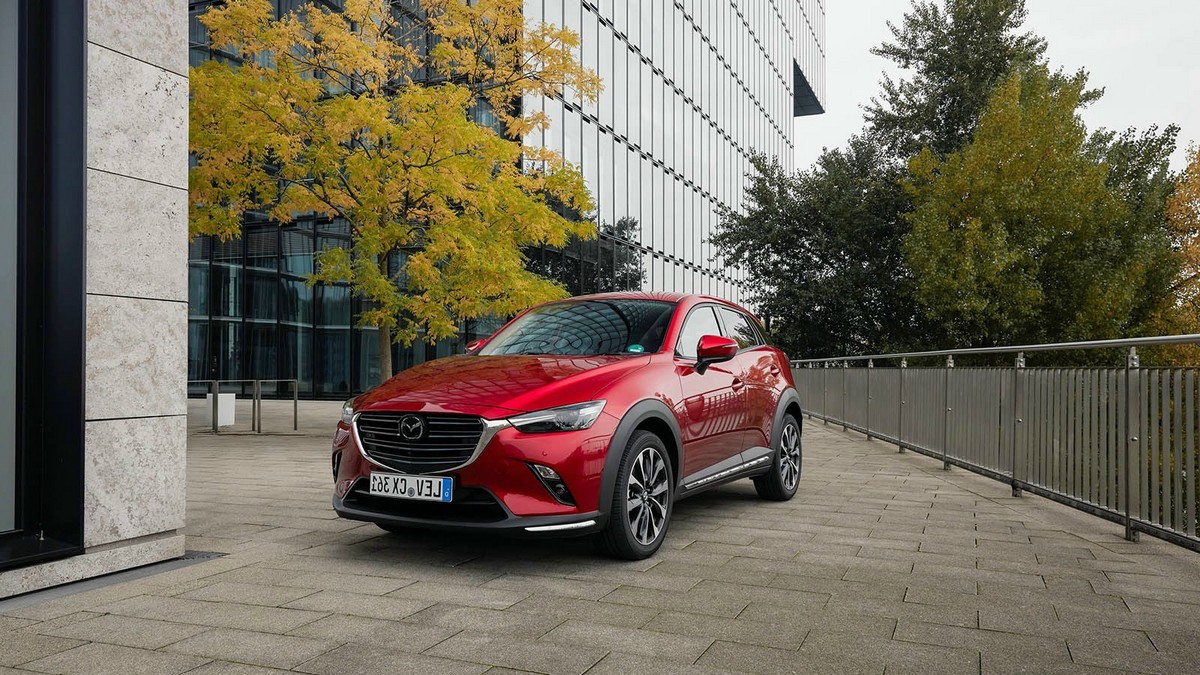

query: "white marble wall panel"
xmin=89 ymin=0 xmax=188 ymax=77
xmin=87 ymin=169 xmax=187 ymax=302
xmin=85 ymin=295 xmax=187 ymax=421
xmin=82 ymin=1 xmax=189 ymax=571
xmin=84 ymin=416 xmax=186 ymax=548
xmin=86 ymin=42 xmax=187 ymax=189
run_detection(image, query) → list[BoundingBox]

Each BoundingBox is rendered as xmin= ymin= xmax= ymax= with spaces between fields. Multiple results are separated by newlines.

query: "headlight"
xmin=341 ymin=400 xmax=356 ymax=425
xmin=508 ymin=401 xmax=606 ymax=433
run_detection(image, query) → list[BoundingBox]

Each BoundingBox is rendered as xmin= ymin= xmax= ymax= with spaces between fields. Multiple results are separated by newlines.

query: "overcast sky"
xmin=794 ymin=0 xmax=1200 ymax=172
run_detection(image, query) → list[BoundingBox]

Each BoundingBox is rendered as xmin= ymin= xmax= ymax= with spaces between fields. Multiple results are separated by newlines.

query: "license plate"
xmin=368 ymin=473 xmax=453 ymax=502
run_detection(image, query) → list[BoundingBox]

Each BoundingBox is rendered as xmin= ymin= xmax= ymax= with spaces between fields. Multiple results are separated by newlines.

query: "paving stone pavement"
xmin=5 ymin=413 xmax=1200 ymax=674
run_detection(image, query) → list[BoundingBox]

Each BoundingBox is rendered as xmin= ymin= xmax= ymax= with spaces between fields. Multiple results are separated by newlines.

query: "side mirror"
xmin=465 ymin=339 xmax=487 ymax=354
xmin=694 ymin=335 xmax=738 ymax=374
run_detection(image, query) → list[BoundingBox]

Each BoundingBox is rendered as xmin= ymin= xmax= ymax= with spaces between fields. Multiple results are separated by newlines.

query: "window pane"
xmin=717 ymin=307 xmax=761 ymax=349
xmin=281 ymin=226 xmax=314 ymax=275
xmin=188 ymin=262 xmax=209 ymax=317
xmin=676 ymin=306 xmax=720 ymax=359
xmin=246 ymin=270 xmax=277 ymax=320
xmin=280 ymin=278 xmax=312 ymax=325
xmin=188 ymin=321 xmax=209 ymax=381
xmin=2 ymin=0 xmax=18 ymax=529
xmin=316 ymin=328 xmax=351 ymax=395
xmin=280 ymin=325 xmax=313 ymax=392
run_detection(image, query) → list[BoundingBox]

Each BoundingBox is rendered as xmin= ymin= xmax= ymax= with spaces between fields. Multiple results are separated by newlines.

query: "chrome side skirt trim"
xmin=682 ymin=454 xmax=773 ymax=490
xmin=352 ymin=414 xmax=510 ymax=475
xmin=524 ymin=519 xmax=597 ymax=533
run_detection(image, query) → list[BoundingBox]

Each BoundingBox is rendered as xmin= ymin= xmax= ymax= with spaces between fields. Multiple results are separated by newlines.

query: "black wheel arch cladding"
xmin=598 ymin=399 xmax=682 ymax=518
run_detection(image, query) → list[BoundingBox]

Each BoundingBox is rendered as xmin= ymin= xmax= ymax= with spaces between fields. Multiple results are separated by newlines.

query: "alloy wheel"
xmin=626 ymin=446 xmax=669 ymax=545
xmin=779 ymin=422 xmax=801 ymax=491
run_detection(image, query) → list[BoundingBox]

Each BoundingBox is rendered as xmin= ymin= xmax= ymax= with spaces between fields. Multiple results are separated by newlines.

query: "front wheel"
xmin=597 ymin=430 xmax=674 ymax=560
xmin=753 ymin=414 xmax=801 ymax=501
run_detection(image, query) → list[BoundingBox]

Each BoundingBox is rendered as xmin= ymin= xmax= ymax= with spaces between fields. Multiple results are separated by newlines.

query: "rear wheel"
xmin=597 ymin=430 xmax=674 ymax=560
xmin=753 ymin=414 xmax=801 ymax=501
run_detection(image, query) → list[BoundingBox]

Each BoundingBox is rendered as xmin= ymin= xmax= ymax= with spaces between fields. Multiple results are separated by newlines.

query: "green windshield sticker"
xmin=627 ymin=344 xmax=645 ymax=353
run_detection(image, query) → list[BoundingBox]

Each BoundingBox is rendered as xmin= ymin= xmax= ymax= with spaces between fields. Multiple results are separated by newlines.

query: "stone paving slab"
xmin=4 ymin=416 xmax=1200 ymax=673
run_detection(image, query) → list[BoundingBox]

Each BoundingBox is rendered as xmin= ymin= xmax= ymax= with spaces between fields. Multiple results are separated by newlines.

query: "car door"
xmin=716 ymin=307 xmax=780 ymax=451
xmin=673 ymin=305 xmax=747 ymax=481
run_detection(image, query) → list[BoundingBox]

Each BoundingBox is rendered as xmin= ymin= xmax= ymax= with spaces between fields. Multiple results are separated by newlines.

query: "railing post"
xmin=1125 ymin=347 xmax=1140 ymax=542
xmin=293 ymin=380 xmax=299 ymax=432
xmin=1012 ymin=352 xmax=1025 ymax=497
xmin=822 ymin=363 xmax=828 ymax=425
xmin=254 ymin=380 xmax=261 ymax=434
xmin=210 ymin=380 xmax=219 ymax=434
xmin=865 ymin=359 xmax=874 ymax=441
xmin=898 ymin=358 xmax=907 ymax=453
xmin=842 ymin=361 xmax=848 ymax=432
xmin=943 ymin=355 xmax=954 ymax=470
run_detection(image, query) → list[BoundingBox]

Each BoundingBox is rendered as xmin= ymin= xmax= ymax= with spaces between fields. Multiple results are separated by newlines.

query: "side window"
xmin=675 ymin=306 xmax=721 ymax=359
xmin=717 ymin=308 xmax=763 ymax=350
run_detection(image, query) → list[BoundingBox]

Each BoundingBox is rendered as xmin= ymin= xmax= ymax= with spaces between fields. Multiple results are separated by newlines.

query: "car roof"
xmin=564 ymin=291 xmax=741 ymax=307
xmin=558 ymin=292 xmax=760 ymax=324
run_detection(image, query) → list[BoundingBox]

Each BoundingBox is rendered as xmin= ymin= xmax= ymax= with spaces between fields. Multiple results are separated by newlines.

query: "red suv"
xmin=331 ymin=292 xmax=802 ymax=559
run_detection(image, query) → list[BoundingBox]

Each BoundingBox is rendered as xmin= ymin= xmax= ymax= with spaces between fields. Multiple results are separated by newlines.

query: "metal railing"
xmin=188 ymin=379 xmax=299 ymax=434
xmin=792 ymin=335 xmax=1200 ymax=552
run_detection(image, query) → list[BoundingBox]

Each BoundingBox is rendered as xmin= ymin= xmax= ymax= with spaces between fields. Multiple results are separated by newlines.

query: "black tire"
xmin=597 ymin=430 xmax=674 ymax=560
xmin=753 ymin=413 xmax=802 ymax=501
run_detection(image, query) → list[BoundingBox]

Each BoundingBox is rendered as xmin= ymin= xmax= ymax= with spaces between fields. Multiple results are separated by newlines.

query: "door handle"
xmin=731 ymin=378 xmax=745 ymax=391
xmin=769 ymin=365 xmax=781 ymax=376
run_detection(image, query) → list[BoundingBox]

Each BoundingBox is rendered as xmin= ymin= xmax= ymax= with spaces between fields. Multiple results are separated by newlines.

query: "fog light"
xmin=531 ymin=464 xmax=561 ymax=480
xmin=529 ymin=463 xmax=575 ymax=506
xmin=332 ymin=452 xmax=342 ymax=481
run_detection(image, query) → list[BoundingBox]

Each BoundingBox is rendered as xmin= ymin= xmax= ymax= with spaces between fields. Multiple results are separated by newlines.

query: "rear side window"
xmin=717 ymin=308 xmax=764 ymax=349
xmin=676 ymin=306 xmax=721 ymax=359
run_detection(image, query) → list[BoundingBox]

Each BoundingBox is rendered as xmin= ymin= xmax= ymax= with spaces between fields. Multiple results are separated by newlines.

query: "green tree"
xmin=714 ymin=142 xmax=926 ymax=358
xmin=720 ymin=0 xmax=1059 ymax=358
xmin=1086 ymin=125 xmax=1182 ymax=333
xmin=866 ymin=0 xmax=1050 ymax=158
xmin=190 ymin=0 xmax=600 ymax=377
xmin=903 ymin=68 xmax=1172 ymax=346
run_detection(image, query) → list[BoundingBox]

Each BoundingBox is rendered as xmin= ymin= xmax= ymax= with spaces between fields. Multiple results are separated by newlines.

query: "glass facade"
xmin=1 ymin=0 xmax=16 ymax=532
xmin=187 ymin=0 xmax=826 ymax=397
xmin=525 ymin=0 xmax=826 ymax=305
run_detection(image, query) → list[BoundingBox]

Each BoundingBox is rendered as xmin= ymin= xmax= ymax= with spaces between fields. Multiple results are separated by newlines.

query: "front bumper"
xmin=330 ymin=408 xmax=618 ymax=536
xmin=332 ymin=486 xmax=604 ymax=536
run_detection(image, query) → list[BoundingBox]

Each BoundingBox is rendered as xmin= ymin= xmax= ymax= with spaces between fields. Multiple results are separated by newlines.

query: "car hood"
xmin=355 ymin=354 xmax=651 ymax=416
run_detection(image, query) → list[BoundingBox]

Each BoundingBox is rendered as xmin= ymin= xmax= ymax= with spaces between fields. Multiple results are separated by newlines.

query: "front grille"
xmin=344 ymin=482 xmax=508 ymax=523
xmin=356 ymin=411 xmax=485 ymax=474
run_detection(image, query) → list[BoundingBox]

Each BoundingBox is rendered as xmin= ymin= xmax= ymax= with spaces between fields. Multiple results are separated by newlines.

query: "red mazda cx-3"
xmin=331 ymin=292 xmax=803 ymax=559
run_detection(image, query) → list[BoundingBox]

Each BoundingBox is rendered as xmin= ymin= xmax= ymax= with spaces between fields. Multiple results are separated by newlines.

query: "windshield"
xmin=479 ymin=299 xmax=677 ymax=356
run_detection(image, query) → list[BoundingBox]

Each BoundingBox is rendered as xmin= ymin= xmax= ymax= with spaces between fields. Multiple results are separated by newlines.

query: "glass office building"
xmin=524 ymin=0 xmax=826 ymax=303
xmin=187 ymin=0 xmax=826 ymax=398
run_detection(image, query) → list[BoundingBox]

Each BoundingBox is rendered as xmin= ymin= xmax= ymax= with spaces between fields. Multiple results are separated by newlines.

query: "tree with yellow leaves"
xmin=1166 ymin=145 xmax=1200 ymax=320
xmin=190 ymin=0 xmax=600 ymax=377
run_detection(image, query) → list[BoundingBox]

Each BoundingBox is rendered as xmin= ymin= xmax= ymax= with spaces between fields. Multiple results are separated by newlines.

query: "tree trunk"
xmin=378 ymin=322 xmax=393 ymax=383
xmin=376 ymin=251 xmax=394 ymax=383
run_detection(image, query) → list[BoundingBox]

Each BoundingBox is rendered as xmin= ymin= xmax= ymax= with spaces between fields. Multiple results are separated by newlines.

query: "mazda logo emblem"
xmin=398 ymin=415 xmax=425 ymax=441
